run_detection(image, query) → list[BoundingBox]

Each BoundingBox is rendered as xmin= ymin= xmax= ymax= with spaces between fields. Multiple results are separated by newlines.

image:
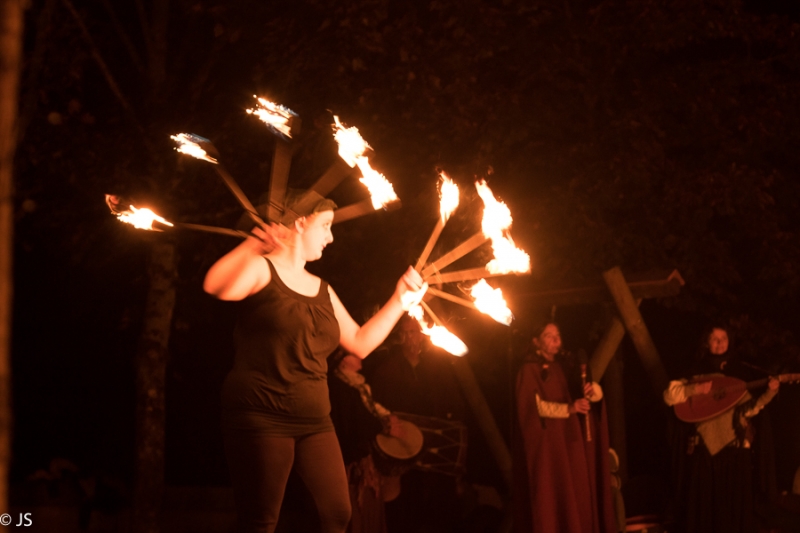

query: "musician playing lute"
xmin=663 ymin=325 xmax=779 ymax=533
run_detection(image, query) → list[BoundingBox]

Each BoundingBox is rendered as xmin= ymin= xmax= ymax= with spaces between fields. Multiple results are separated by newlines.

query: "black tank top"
xmin=221 ymin=258 xmax=340 ymax=435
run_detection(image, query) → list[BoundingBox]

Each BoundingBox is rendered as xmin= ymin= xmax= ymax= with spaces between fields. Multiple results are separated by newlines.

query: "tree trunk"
xmin=133 ymin=240 xmax=177 ymax=533
xmin=0 ymin=0 xmax=24 ymax=514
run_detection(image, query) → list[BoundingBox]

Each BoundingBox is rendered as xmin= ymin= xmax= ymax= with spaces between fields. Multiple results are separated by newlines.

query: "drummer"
xmin=328 ymin=350 xmax=405 ymax=532
xmin=369 ymin=316 xmax=466 ymax=533
xmin=369 ymin=316 xmax=466 ymax=421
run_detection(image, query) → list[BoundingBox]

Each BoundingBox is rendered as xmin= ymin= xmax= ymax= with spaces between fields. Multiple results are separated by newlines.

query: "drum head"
xmin=375 ymin=420 xmax=424 ymax=460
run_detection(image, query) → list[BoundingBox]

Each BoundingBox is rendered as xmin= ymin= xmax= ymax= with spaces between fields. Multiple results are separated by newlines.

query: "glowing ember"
xmin=246 ymin=97 xmax=297 ymax=138
xmin=115 ymin=205 xmax=173 ymax=231
xmin=475 ymin=180 xmax=531 ymax=274
xmin=407 ymin=305 xmax=468 ymax=356
xmin=171 ymin=133 xmax=218 ymax=164
xmin=332 ymin=116 xmax=398 ymax=209
xmin=469 ymin=279 xmax=513 ymax=326
xmin=438 ymin=172 xmax=460 ymax=223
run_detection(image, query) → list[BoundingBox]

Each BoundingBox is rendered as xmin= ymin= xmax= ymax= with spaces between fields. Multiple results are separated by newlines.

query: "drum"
xmin=393 ymin=412 xmax=468 ymax=477
xmin=373 ymin=419 xmax=424 ymax=477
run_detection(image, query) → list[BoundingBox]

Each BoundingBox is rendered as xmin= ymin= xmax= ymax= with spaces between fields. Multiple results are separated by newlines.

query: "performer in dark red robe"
xmin=513 ymin=322 xmax=617 ymax=533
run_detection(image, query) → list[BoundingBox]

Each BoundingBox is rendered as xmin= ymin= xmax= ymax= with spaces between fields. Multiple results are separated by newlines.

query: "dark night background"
xmin=9 ymin=0 xmax=800 ymax=529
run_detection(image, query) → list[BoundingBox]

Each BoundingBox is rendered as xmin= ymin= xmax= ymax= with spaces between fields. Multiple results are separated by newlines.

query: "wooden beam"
xmin=589 ymin=315 xmax=626 ymax=382
xmin=452 ymin=358 xmax=513 ymax=488
xmin=602 ymin=267 xmax=669 ymax=396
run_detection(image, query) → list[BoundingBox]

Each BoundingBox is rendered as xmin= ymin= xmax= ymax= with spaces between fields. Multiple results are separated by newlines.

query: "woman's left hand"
xmin=768 ymin=377 xmax=780 ymax=391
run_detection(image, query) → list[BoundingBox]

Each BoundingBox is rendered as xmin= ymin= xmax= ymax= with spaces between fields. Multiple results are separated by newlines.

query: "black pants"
xmin=224 ymin=429 xmax=351 ymax=533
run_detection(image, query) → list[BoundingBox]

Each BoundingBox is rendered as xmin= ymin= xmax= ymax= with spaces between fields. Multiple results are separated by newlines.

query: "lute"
xmin=674 ymin=373 xmax=800 ymax=423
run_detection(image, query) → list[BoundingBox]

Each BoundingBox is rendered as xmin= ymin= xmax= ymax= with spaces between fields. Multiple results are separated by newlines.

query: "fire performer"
xmin=513 ymin=322 xmax=616 ymax=533
xmin=203 ymin=190 xmax=424 ymax=533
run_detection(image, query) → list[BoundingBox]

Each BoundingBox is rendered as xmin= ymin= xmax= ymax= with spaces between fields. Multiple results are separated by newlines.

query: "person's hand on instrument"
xmin=584 ymin=382 xmax=595 ymax=399
xmin=570 ymin=398 xmax=590 ymax=414
xmin=690 ymin=381 xmax=712 ymax=396
xmin=768 ymin=377 xmax=780 ymax=391
xmin=386 ymin=415 xmax=405 ymax=438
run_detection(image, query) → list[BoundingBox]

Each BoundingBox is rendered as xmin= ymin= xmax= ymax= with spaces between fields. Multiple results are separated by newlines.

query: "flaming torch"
xmin=424 ymin=282 xmax=513 ymax=326
xmin=414 ymin=172 xmax=459 ymax=271
xmin=398 ymin=278 xmax=467 ymax=356
xmin=469 ymin=279 xmax=514 ymax=326
xmin=171 ymin=133 xmax=217 ymax=163
xmin=423 ymin=180 xmax=530 ymax=283
xmin=475 ymin=179 xmax=531 ymax=275
xmin=106 ymin=195 xmax=247 ymax=238
xmin=331 ymin=116 xmax=399 ymax=222
xmin=170 ymin=133 xmax=264 ymax=227
xmin=112 ymin=205 xmax=173 ymax=231
xmin=407 ymin=303 xmax=468 ymax=357
xmin=245 ymin=97 xmax=297 ymax=139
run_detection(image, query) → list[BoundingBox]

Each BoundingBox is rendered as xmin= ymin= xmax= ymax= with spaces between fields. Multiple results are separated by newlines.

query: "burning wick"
xmin=475 ymin=180 xmax=531 ymax=275
xmin=332 ymin=116 xmax=398 ymax=209
xmin=415 ymin=172 xmax=460 ymax=271
xmin=469 ymin=279 xmax=513 ymax=326
xmin=246 ymin=97 xmax=297 ymax=139
xmin=171 ymin=133 xmax=218 ymax=164
xmin=406 ymin=303 xmax=468 ymax=357
xmin=106 ymin=195 xmax=173 ymax=231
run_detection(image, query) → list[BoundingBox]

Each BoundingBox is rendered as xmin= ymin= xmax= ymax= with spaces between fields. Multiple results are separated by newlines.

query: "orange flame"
xmin=332 ymin=116 xmax=398 ymax=209
xmin=407 ymin=305 xmax=468 ymax=356
xmin=114 ymin=205 xmax=173 ymax=231
xmin=439 ymin=172 xmax=460 ymax=223
xmin=469 ymin=279 xmax=513 ymax=326
xmin=246 ymin=97 xmax=296 ymax=138
xmin=485 ymin=235 xmax=530 ymax=274
xmin=475 ymin=180 xmax=531 ymax=274
xmin=171 ymin=133 xmax=218 ymax=164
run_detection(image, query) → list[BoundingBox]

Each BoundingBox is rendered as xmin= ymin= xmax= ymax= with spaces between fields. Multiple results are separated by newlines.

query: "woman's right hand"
xmin=690 ymin=381 xmax=712 ymax=396
xmin=248 ymin=223 xmax=289 ymax=255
